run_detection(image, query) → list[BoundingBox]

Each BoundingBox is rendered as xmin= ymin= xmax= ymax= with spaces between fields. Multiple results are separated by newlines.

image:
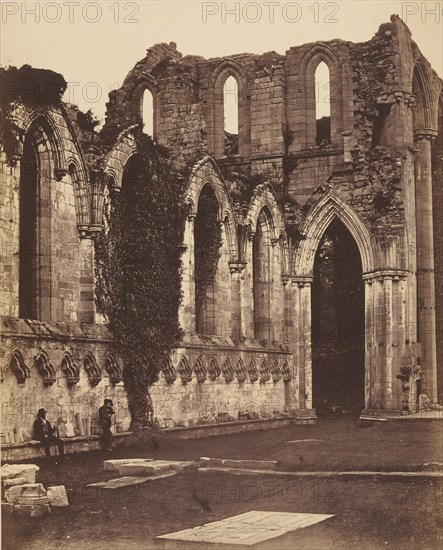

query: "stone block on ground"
xmin=47 ymin=486 xmax=69 ymax=507
xmin=5 ymin=483 xmax=48 ymax=505
xmin=0 ymin=464 xmax=39 ymax=484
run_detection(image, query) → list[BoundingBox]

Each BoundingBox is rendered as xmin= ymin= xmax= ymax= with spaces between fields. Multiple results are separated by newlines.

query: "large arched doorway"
xmin=312 ymin=218 xmax=365 ymax=415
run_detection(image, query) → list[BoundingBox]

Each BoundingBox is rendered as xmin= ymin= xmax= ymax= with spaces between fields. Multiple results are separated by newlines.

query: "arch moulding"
xmin=293 ymin=192 xmax=375 ymax=277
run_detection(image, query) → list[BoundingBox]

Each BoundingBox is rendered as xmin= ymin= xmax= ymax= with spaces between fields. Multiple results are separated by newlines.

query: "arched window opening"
xmin=223 ymin=75 xmax=239 ymax=155
xmin=194 ymin=184 xmax=220 ymax=335
xmin=19 ymin=134 xmax=38 ymax=319
xmin=312 ymin=218 xmax=364 ymax=415
xmin=253 ymin=209 xmax=273 ymax=342
xmin=315 ymin=62 xmax=331 ymax=146
xmin=142 ymin=89 xmax=154 ymax=136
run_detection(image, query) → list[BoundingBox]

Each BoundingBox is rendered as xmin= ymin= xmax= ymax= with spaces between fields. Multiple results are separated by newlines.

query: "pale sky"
xmin=2 ymin=0 xmax=442 ymax=124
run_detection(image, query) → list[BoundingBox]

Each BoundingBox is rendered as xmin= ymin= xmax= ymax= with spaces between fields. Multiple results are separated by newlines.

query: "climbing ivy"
xmin=94 ymin=133 xmax=187 ymax=430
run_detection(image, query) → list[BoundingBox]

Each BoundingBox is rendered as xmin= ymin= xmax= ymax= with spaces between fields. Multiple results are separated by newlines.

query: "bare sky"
xmin=2 ymin=0 xmax=442 ymax=123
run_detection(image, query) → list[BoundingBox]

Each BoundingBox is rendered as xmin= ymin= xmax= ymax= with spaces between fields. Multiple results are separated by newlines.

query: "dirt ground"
xmin=2 ymin=416 xmax=443 ymax=550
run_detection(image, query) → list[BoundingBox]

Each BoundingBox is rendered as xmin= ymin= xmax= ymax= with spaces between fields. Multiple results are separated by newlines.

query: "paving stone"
xmin=157 ymin=511 xmax=334 ymax=545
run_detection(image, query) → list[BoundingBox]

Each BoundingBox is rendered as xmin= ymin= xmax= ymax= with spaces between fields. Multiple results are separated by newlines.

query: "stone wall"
xmin=1 ymin=15 xmax=442 ymax=449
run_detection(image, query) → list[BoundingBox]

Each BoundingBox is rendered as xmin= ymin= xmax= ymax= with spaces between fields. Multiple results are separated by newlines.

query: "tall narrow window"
xmin=142 ymin=89 xmax=154 ymax=136
xmin=19 ymin=135 xmax=38 ymax=318
xmin=223 ymin=76 xmax=238 ymax=155
xmin=315 ymin=62 xmax=331 ymax=145
xmin=253 ymin=208 xmax=272 ymax=342
xmin=194 ymin=184 xmax=221 ymax=335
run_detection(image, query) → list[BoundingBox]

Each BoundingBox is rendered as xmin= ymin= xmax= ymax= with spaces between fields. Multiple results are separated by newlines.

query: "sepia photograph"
xmin=1 ymin=0 xmax=442 ymax=548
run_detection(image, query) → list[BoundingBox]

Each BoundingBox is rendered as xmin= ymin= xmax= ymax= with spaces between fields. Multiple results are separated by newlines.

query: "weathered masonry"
xmin=1 ymin=16 xmax=442 ymax=444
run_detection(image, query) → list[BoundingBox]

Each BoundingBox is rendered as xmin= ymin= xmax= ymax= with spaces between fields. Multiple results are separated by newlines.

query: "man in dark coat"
xmin=99 ymin=399 xmax=115 ymax=452
xmin=33 ymin=408 xmax=65 ymax=459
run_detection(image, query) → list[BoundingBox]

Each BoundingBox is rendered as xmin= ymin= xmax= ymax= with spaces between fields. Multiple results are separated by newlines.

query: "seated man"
xmin=33 ymin=408 xmax=66 ymax=459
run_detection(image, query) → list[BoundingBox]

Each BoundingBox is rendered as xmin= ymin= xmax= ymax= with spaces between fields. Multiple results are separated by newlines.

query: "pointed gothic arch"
xmin=35 ymin=350 xmax=56 ymax=386
xmin=60 ymin=352 xmax=80 ymax=386
xmin=3 ymin=350 xmax=30 ymax=384
xmin=83 ymin=351 xmax=101 ymax=386
xmin=294 ymin=192 xmax=375 ymax=276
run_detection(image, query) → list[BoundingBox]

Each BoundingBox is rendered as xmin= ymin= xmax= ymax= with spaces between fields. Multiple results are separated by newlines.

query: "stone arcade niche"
xmin=311 ymin=219 xmax=365 ymax=414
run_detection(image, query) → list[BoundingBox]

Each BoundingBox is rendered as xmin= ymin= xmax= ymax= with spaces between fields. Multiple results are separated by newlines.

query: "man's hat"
xmin=104 ymin=399 xmax=113 ymax=404
xmin=37 ymin=408 xmax=47 ymax=415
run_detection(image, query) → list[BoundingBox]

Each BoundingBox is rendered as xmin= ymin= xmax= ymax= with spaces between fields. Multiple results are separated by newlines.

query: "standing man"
xmin=33 ymin=408 xmax=66 ymax=459
xmin=99 ymin=399 xmax=115 ymax=452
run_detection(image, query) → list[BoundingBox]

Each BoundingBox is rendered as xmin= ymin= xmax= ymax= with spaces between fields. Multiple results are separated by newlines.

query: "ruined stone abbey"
xmin=1 ymin=15 xmax=442 ymax=446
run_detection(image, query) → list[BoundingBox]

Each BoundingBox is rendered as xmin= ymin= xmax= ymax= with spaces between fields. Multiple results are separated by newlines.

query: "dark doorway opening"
xmin=312 ymin=219 xmax=365 ymax=415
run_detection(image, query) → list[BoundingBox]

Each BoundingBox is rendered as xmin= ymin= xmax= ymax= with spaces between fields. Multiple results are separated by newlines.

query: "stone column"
xmin=229 ymin=262 xmax=246 ymax=340
xmin=179 ymin=213 xmax=196 ymax=333
xmin=363 ymin=270 xmax=410 ymax=413
xmin=291 ymin=276 xmax=316 ymax=419
xmin=414 ymin=131 xmax=438 ymax=402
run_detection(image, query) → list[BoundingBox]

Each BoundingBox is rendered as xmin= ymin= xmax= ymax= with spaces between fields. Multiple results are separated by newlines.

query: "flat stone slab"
xmin=157 ymin=510 xmax=334 ymax=545
xmin=103 ymin=459 xmax=154 ymax=472
xmin=199 ymin=457 xmax=278 ymax=470
xmin=87 ymin=472 xmax=178 ymax=490
xmin=103 ymin=459 xmax=193 ymax=477
xmin=198 ymin=468 xmax=443 ymax=479
xmin=286 ymin=439 xmax=323 ymax=443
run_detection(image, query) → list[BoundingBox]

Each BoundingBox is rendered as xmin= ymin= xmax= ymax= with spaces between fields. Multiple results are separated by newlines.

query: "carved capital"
xmin=55 ymin=168 xmax=68 ymax=181
xmin=77 ymin=224 xmax=103 ymax=239
xmin=413 ymin=129 xmax=438 ymax=142
xmin=291 ymin=275 xmax=313 ymax=288
xmin=229 ymin=262 xmax=247 ymax=274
